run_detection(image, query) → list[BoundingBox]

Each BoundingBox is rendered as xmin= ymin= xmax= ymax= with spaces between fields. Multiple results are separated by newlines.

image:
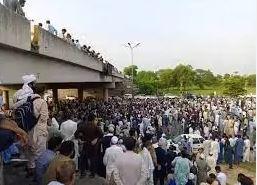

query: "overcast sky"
xmin=23 ymin=0 xmax=256 ymax=74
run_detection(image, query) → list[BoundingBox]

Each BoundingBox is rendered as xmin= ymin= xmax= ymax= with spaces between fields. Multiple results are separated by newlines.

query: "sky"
xmin=23 ymin=0 xmax=256 ymax=75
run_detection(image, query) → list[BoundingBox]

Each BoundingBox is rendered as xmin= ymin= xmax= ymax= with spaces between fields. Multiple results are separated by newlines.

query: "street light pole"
xmin=125 ymin=42 xmax=140 ymax=98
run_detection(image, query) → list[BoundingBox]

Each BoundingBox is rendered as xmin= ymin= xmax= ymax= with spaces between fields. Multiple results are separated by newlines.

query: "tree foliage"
xmin=122 ymin=64 xmax=255 ymax=95
xmin=223 ymin=76 xmax=247 ymax=97
xmin=135 ymin=71 xmax=157 ymax=95
xmin=171 ymin=64 xmax=196 ymax=91
xmin=123 ymin=65 xmax=138 ymax=78
xmin=246 ymin=74 xmax=256 ymax=87
xmin=194 ymin=69 xmax=217 ymax=89
xmin=158 ymin=69 xmax=173 ymax=88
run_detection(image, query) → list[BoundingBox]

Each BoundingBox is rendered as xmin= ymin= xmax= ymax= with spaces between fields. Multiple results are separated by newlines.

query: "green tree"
xmin=223 ymin=76 xmax=247 ymax=97
xmin=194 ymin=69 xmax=217 ymax=89
xmin=172 ymin=64 xmax=196 ymax=91
xmin=158 ymin=69 xmax=173 ymax=89
xmin=135 ymin=71 xmax=157 ymax=95
xmin=123 ymin=65 xmax=138 ymax=78
xmin=246 ymin=74 xmax=256 ymax=87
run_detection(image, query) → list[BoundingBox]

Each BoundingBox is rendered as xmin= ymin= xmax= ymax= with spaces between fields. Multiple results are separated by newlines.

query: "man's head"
xmin=111 ymin=136 xmax=118 ymax=145
xmin=215 ymin=166 xmax=221 ymax=173
xmin=46 ymin=20 xmax=50 ymax=24
xmin=59 ymin=140 xmax=75 ymax=158
xmin=209 ymin=173 xmax=216 ymax=181
xmin=123 ymin=137 xmax=136 ymax=151
xmin=62 ymin=28 xmax=67 ymax=34
xmin=19 ymin=0 xmax=26 ymax=7
xmin=38 ymin=23 xmax=43 ymax=27
xmin=48 ymin=136 xmax=63 ymax=151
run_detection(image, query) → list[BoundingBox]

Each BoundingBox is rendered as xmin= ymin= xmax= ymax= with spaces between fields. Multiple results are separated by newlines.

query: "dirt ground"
xmin=220 ymin=162 xmax=256 ymax=185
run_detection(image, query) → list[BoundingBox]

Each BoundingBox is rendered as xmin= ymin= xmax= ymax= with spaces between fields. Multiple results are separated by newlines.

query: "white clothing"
xmin=216 ymin=172 xmax=227 ymax=185
xmin=210 ymin=140 xmax=219 ymax=162
xmin=104 ymin=145 xmax=123 ymax=182
xmin=234 ymin=121 xmax=240 ymax=135
xmin=47 ymin=181 xmax=64 ymax=185
xmin=194 ymin=130 xmax=201 ymax=136
xmin=203 ymin=126 xmax=209 ymax=138
xmin=206 ymin=155 xmax=216 ymax=175
xmin=243 ymin=139 xmax=251 ymax=162
xmin=113 ymin=151 xmax=147 ymax=185
xmin=60 ymin=120 xmax=77 ymax=140
xmin=203 ymin=140 xmax=211 ymax=157
xmin=189 ymin=127 xmax=193 ymax=134
xmin=140 ymin=148 xmax=154 ymax=185
xmin=13 ymin=84 xmax=34 ymax=102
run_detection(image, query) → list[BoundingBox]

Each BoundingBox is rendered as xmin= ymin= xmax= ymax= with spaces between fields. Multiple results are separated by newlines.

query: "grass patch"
xmin=162 ymin=86 xmax=256 ymax=96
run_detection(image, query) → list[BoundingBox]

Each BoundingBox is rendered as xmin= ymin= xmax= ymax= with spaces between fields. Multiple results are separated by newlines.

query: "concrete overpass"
xmin=0 ymin=4 xmax=124 ymax=106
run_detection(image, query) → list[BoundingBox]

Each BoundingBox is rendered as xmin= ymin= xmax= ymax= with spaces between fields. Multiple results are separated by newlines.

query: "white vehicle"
xmin=168 ymin=134 xmax=204 ymax=153
xmin=124 ymin=94 xmax=132 ymax=99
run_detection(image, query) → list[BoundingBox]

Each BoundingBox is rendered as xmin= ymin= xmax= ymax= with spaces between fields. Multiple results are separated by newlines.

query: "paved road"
xmin=4 ymin=162 xmax=105 ymax=185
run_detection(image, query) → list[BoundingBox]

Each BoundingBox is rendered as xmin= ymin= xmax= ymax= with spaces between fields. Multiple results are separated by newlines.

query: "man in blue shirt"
xmin=46 ymin=20 xmax=58 ymax=36
xmin=35 ymin=136 xmax=63 ymax=185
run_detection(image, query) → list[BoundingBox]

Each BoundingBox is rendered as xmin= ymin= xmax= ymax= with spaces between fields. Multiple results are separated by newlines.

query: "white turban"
xmin=22 ymin=74 xmax=36 ymax=85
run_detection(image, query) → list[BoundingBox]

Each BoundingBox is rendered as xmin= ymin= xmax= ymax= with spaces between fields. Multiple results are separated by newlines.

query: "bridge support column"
xmin=104 ymin=88 xmax=109 ymax=102
xmin=52 ymin=88 xmax=58 ymax=104
xmin=78 ymin=88 xmax=83 ymax=101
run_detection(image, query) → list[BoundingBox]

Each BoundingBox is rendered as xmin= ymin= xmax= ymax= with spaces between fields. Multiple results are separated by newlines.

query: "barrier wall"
xmin=0 ymin=4 xmax=30 ymax=50
xmin=37 ymin=27 xmax=103 ymax=72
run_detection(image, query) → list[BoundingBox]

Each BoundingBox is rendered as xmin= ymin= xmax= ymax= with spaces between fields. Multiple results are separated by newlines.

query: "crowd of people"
xmin=0 ymin=75 xmax=256 ymax=185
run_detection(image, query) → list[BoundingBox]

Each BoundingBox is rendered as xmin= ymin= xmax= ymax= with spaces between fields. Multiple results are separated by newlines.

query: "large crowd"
xmin=0 ymin=75 xmax=255 ymax=185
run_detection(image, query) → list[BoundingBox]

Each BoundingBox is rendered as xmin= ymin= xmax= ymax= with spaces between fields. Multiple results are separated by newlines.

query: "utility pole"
xmin=125 ymin=42 xmax=140 ymax=98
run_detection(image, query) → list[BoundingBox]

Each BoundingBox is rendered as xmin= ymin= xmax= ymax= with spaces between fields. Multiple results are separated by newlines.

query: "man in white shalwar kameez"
xmin=243 ymin=136 xmax=251 ymax=162
xmin=103 ymin=136 xmax=123 ymax=182
xmin=206 ymin=153 xmax=216 ymax=175
xmin=140 ymin=146 xmax=154 ymax=185
xmin=210 ymin=138 xmax=219 ymax=163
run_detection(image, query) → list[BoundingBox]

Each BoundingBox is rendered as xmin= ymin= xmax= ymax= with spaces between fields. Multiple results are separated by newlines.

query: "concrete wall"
xmin=38 ymin=28 xmax=103 ymax=72
xmin=0 ymin=48 xmax=113 ymax=84
xmin=0 ymin=4 xmax=30 ymax=50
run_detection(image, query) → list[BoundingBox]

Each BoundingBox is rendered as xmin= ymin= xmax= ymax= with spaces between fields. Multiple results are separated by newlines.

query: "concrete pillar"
xmin=52 ymin=88 xmax=58 ymax=103
xmin=104 ymin=88 xmax=109 ymax=102
xmin=2 ymin=90 xmax=9 ymax=109
xmin=78 ymin=88 xmax=83 ymax=101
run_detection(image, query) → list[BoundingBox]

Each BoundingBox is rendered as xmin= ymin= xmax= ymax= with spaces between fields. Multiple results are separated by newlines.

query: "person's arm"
xmin=0 ymin=119 xmax=28 ymax=146
xmin=103 ymin=150 xmax=108 ymax=166
xmin=38 ymin=100 xmax=49 ymax=126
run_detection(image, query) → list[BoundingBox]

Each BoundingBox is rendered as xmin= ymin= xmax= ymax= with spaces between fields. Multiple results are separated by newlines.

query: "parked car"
xmin=168 ymin=134 xmax=204 ymax=153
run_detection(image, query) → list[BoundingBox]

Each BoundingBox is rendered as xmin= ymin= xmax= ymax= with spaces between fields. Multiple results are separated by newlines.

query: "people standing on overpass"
xmin=75 ymin=40 xmax=81 ymax=49
xmin=60 ymin=28 xmax=67 ymax=40
xmin=46 ymin=20 xmax=57 ymax=36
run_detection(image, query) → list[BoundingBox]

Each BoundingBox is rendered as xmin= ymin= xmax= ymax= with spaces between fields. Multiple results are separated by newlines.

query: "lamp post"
xmin=125 ymin=42 xmax=140 ymax=98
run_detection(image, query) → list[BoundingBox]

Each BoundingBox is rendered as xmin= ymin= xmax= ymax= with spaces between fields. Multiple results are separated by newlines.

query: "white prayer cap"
xmin=111 ymin=136 xmax=119 ymax=145
xmin=162 ymin=133 xmax=166 ymax=137
xmin=188 ymin=173 xmax=195 ymax=180
xmin=22 ymin=74 xmax=36 ymax=84
xmin=209 ymin=152 xmax=213 ymax=155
